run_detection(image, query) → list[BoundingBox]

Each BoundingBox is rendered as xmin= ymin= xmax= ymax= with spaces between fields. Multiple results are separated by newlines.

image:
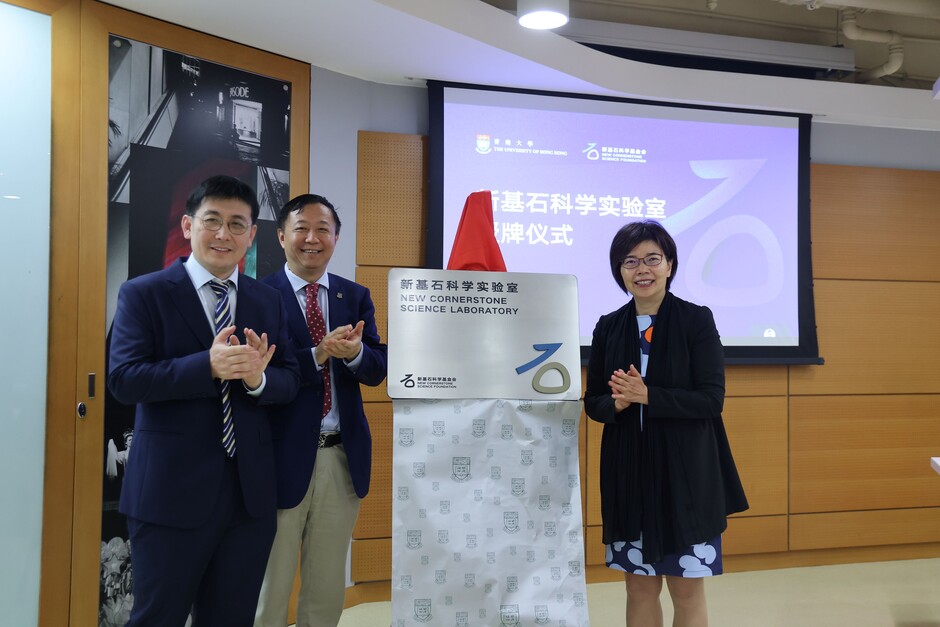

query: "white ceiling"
xmin=101 ymin=0 xmax=940 ymax=130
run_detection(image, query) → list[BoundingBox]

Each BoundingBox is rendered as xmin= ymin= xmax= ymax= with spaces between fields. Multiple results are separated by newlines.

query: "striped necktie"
xmin=209 ymin=279 xmax=236 ymax=457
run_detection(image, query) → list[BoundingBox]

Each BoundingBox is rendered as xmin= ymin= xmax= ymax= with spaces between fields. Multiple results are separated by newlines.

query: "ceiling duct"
xmin=557 ymin=18 xmax=855 ymax=71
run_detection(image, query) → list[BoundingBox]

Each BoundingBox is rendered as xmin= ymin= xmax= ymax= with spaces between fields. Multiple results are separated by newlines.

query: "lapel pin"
xmin=337 ymin=293 xmax=343 ymax=299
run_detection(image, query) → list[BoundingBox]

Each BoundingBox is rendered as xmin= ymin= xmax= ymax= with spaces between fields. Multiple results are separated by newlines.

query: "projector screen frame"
xmin=427 ymin=80 xmax=822 ymax=366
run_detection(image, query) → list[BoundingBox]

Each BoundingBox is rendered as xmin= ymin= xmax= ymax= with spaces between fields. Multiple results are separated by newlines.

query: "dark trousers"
xmin=125 ymin=460 xmax=276 ymax=627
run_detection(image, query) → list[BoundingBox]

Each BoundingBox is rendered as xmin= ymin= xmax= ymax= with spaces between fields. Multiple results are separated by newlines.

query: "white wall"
xmin=811 ymin=122 xmax=940 ymax=170
xmin=309 ymin=66 xmax=427 ymax=279
xmin=0 ymin=4 xmax=51 ymax=626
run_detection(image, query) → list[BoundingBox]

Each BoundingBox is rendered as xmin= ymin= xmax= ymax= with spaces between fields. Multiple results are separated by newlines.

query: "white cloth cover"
xmin=391 ymin=398 xmax=590 ymax=626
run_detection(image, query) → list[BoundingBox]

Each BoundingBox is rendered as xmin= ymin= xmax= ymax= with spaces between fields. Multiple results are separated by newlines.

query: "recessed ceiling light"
xmin=518 ymin=0 xmax=569 ymax=30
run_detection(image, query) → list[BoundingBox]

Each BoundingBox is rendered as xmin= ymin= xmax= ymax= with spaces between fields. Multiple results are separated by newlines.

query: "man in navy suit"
xmin=108 ymin=175 xmax=300 ymax=626
xmin=255 ymin=194 xmax=387 ymax=627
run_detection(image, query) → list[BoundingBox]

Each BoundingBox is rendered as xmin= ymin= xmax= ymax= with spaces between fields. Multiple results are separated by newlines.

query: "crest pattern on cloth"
xmin=391 ymin=398 xmax=589 ymax=626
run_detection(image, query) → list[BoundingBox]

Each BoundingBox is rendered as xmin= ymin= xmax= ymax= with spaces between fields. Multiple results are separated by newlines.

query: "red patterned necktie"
xmin=305 ymin=283 xmax=332 ymax=418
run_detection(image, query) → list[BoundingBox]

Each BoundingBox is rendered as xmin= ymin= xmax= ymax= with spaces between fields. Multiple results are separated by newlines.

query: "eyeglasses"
xmin=198 ymin=215 xmax=250 ymax=235
xmin=621 ymin=254 xmax=664 ymax=269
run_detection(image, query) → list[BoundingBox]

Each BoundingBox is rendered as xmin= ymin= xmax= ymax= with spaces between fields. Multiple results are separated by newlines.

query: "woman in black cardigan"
xmin=585 ymin=221 xmax=748 ymax=627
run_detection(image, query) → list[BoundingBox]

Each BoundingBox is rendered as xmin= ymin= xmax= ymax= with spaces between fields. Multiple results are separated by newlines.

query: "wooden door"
xmin=32 ymin=1 xmax=310 ymax=623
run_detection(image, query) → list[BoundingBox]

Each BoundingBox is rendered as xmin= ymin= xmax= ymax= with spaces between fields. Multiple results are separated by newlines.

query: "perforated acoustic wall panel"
xmin=349 ymin=132 xmax=420 ymax=601
xmin=353 ymin=403 xmax=393 ymax=540
xmin=356 ymin=131 xmax=427 ymax=268
xmin=356 ymin=266 xmax=390 ymax=404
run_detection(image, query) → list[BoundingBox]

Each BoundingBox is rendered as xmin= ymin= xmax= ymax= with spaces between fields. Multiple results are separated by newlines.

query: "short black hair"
xmin=276 ymin=194 xmax=342 ymax=235
xmin=609 ymin=220 xmax=678 ymax=294
xmin=185 ymin=175 xmax=260 ymax=223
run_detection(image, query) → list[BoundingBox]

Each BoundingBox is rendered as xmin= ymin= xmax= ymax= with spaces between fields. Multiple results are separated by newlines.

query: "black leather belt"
xmin=318 ymin=432 xmax=342 ymax=449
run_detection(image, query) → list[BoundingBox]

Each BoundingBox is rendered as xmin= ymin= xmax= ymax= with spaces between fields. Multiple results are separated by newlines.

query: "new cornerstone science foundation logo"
xmin=583 ymin=141 xmax=648 ymax=163
xmin=399 ymin=373 xmax=458 ymax=391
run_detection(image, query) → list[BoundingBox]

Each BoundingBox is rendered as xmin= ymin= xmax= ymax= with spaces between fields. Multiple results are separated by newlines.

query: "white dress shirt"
xmin=184 ymin=256 xmax=265 ymax=395
xmin=283 ymin=264 xmax=363 ymax=432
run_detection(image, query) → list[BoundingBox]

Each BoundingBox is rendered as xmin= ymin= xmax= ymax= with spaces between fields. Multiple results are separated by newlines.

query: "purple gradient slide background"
xmin=442 ymin=96 xmax=801 ymax=347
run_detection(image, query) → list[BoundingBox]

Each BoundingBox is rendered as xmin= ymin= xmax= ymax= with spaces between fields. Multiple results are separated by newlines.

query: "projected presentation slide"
xmin=438 ymin=86 xmax=806 ymax=353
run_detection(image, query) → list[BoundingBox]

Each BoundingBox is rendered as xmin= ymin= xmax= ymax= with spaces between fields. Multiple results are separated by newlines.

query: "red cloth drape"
xmin=446 ymin=191 xmax=507 ymax=272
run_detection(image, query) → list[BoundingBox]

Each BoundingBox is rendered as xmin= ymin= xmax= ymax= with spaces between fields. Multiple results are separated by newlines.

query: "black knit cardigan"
xmin=584 ymin=291 xmax=749 ymax=564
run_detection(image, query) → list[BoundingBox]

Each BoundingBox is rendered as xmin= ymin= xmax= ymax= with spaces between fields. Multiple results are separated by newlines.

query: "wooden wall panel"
xmin=344 ymin=581 xmax=392 ymax=607
xmin=791 ymin=395 xmax=940 ymax=513
xmin=38 ymin=2 xmax=82 ymax=625
xmin=585 ymin=525 xmax=605 ymax=566
xmin=579 ymin=369 xmax=593 ymax=524
xmin=584 ymin=414 xmax=603 ymax=527
xmin=789 ymin=280 xmax=940 ymax=396
xmin=791 ymin=508 xmax=940 ymax=550
xmin=356 ymin=266 xmax=390 ymax=343
xmin=578 ymin=406 xmax=588 ymax=521
xmin=724 ymin=397 xmax=788 ymax=517
xmin=353 ymin=402 xmax=393 ymax=539
xmin=356 ymin=131 xmax=427 ymax=267
xmin=810 ymin=164 xmax=940 ymax=282
xmin=724 ymin=515 xmax=788 ymax=555
xmin=725 ymin=543 xmax=940 ymax=574
xmin=726 ymin=365 xmax=787 ymax=397
xmin=355 ymin=266 xmax=390 ymax=403
xmin=351 ymin=538 xmax=392 ymax=583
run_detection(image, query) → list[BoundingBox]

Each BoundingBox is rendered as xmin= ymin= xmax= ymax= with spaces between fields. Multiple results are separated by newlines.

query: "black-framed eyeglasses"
xmin=621 ymin=254 xmax=664 ymax=269
xmin=198 ymin=215 xmax=250 ymax=235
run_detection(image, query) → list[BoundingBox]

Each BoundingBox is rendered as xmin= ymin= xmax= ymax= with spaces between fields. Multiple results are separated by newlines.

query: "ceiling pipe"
xmin=772 ymin=0 xmax=940 ymax=20
xmin=704 ymin=1 xmax=930 ymax=84
xmin=841 ymin=9 xmax=904 ymax=82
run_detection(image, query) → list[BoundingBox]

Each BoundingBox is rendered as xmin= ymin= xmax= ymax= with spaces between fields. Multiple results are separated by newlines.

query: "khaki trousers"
xmin=254 ymin=445 xmax=361 ymax=627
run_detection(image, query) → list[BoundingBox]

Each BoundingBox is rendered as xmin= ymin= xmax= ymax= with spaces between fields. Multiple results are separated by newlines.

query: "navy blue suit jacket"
xmin=108 ymin=258 xmax=301 ymax=528
xmin=262 ymin=269 xmax=387 ymax=507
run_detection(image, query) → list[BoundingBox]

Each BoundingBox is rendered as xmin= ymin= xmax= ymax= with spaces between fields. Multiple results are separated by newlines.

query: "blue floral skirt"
xmin=606 ymin=534 xmax=722 ymax=577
